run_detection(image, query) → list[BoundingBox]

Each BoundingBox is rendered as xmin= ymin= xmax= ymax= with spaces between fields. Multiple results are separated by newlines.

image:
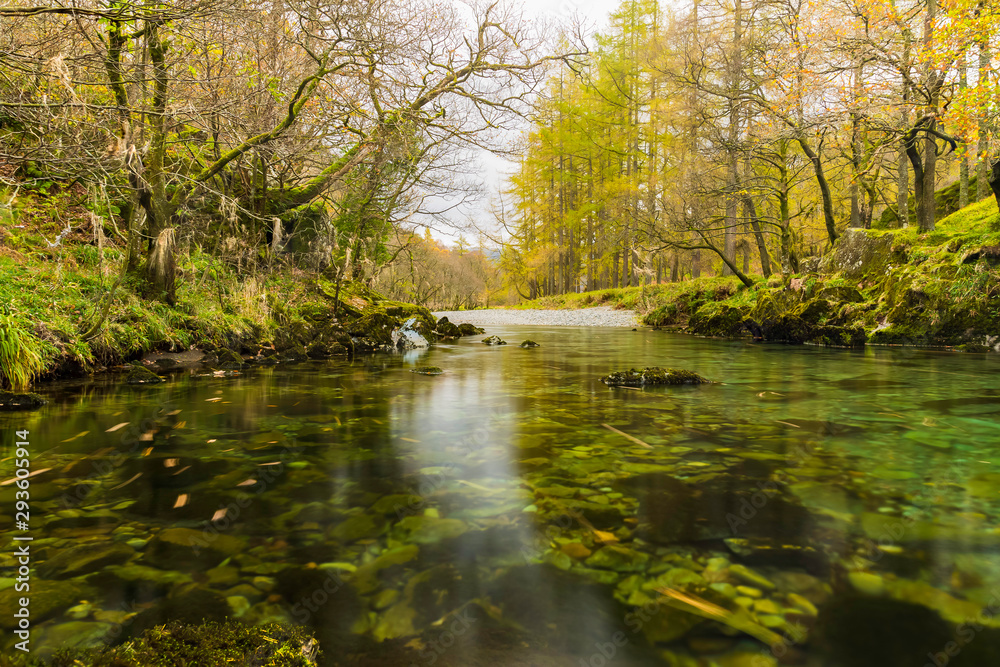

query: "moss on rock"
xmin=600 ymin=367 xmax=709 ymax=386
xmin=44 ymin=621 xmax=318 ymax=667
xmin=125 ymin=364 xmax=165 ymax=384
xmin=0 ymin=390 xmax=46 ymax=410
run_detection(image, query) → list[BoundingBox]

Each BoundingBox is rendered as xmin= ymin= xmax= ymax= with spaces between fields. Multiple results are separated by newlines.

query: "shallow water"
xmin=3 ymin=327 xmax=1000 ymax=666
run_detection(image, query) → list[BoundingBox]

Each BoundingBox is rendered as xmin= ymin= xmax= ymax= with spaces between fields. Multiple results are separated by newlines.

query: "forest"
xmin=504 ymin=0 xmax=999 ymax=295
xmin=5 ymin=2 xmax=1000 ymax=667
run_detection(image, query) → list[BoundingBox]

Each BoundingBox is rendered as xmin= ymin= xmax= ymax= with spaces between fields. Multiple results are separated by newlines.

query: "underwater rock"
xmin=351 ymin=545 xmax=420 ymax=594
xmin=393 ymin=515 xmax=468 ymax=544
xmin=723 ymin=537 xmax=828 ymax=574
xmin=520 ymin=339 xmax=540 ymax=348
xmin=540 ymin=498 xmax=623 ymax=529
xmin=330 ymin=513 xmax=386 ymax=543
xmin=458 ymin=323 xmax=485 ymax=335
xmin=0 ymin=579 xmax=97 ymax=629
xmin=127 ymin=585 xmax=233 ymax=638
xmin=585 ymin=545 xmax=650 ymax=573
xmin=144 ymin=527 xmax=246 ymax=569
xmin=125 ymin=364 xmax=165 ymax=384
xmin=0 ymin=390 xmax=46 ymax=410
xmin=370 ymin=493 xmax=425 ymax=515
xmin=36 ymin=621 xmax=111 ymax=656
xmin=815 ymin=596 xmax=955 ymax=667
xmin=391 ymin=317 xmax=429 ymax=350
xmin=622 ymin=471 xmax=815 ymax=546
xmin=38 ymin=541 xmax=134 ymax=579
xmin=482 ymin=335 xmax=507 ymax=345
xmin=600 ymin=367 xmax=708 ymax=386
xmin=410 ymin=366 xmax=443 ymax=376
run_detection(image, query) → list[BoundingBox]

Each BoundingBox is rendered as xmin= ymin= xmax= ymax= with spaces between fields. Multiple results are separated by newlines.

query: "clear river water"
xmin=3 ymin=326 xmax=1000 ymax=666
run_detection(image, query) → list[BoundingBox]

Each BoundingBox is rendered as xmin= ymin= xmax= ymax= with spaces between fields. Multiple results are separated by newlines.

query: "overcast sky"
xmin=419 ymin=0 xmax=624 ymax=246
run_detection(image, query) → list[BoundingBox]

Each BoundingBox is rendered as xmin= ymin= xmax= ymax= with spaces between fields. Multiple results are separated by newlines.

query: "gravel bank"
xmin=431 ymin=306 xmax=638 ymax=328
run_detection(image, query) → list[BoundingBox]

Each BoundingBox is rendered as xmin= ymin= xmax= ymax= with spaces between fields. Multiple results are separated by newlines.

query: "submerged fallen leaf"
xmin=61 ymin=431 xmax=90 ymax=443
xmin=105 ymin=422 xmax=130 ymax=433
xmin=654 ymin=587 xmax=784 ymax=646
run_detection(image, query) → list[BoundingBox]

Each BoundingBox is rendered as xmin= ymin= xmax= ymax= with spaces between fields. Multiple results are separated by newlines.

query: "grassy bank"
xmin=0 ymin=191 xmax=442 ymax=392
xmin=517 ymin=198 xmax=1000 ymax=350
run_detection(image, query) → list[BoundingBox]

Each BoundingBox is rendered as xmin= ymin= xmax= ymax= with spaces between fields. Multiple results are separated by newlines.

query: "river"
xmin=3 ymin=326 xmax=1000 ymax=666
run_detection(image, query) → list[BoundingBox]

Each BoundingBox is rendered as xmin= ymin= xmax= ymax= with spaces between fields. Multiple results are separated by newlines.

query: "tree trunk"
xmin=978 ymin=36 xmax=991 ymax=202
xmin=146 ymin=227 xmax=176 ymax=305
xmin=989 ymin=160 xmax=1000 ymax=212
xmin=959 ymin=62 xmax=969 ymax=209
xmin=797 ymin=136 xmax=838 ymax=244
xmin=743 ymin=195 xmax=772 ymax=277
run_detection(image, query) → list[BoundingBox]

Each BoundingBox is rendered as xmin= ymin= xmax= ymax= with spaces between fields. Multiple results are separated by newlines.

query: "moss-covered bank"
xmin=0 ymin=248 xmax=475 ymax=392
xmin=526 ymin=198 xmax=1000 ymax=351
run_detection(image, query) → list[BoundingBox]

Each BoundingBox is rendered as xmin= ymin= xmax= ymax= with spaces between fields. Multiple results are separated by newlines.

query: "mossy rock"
xmin=823 ymin=228 xmax=896 ymax=278
xmin=482 ymin=335 xmax=507 ymax=345
xmin=600 ymin=367 xmax=709 ymax=387
xmin=0 ymin=391 xmax=46 ymax=410
xmin=346 ymin=311 xmax=397 ymax=345
xmin=519 ymin=340 xmax=540 ymax=348
xmin=215 ymin=349 xmax=245 ymax=369
xmin=458 ymin=323 xmax=485 ymax=335
xmin=687 ymin=302 xmax=749 ymax=337
xmin=436 ymin=321 xmax=462 ymax=337
xmin=125 ymin=364 xmax=165 ymax=384
xmin=381 ymin=301 xmax=436 ymax=330
xmin=411 ymin=366 xmax=444 ymax=375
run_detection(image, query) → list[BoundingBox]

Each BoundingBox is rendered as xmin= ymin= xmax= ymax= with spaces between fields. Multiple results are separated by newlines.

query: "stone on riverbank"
xmin=601 ymin=367 xmax=708 ymax=386
xmin=125 ymin=364 xmax=165 ymax=384
xmin=391 ymin=317 xmax=429 ymax=350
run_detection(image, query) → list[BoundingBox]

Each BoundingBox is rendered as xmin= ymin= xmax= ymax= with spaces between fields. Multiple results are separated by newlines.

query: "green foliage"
xmin=0 ymin=308 xmax=47 ymax=391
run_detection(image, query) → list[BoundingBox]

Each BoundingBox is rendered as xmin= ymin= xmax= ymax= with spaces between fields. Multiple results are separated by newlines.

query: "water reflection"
xmin=2 ymin=328 xmax=1000 ymax=665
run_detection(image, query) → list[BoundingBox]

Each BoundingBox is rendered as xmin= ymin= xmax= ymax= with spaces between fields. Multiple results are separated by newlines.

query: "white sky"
xmin=419 ymin=0 xmax=624 ymax=246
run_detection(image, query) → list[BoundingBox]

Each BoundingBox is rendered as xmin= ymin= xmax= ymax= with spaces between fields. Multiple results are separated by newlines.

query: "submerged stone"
xmin=393 ymin=515 xmax=467 ymax=544
xmin=600 ymin=367 xmax=709 ymax=386
xmin=144 ymin=527 xmax=246 ymax=569
xmin=0 ymin=390 xmax=46 ymax=410
xmin=482 ymin=335 xmax=507 ymax=345
xmin=331 ymin=513 xmax=385 ymax=543
xmin=38 ymin=541 xmax=134 ymax=579
xmin=585 ymin=545 xmax=650 ymax=572
xmin=520 ymin=339 xmax=540 ymax=348
xmin=0 ymin=579 xmax=96 ymax=629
